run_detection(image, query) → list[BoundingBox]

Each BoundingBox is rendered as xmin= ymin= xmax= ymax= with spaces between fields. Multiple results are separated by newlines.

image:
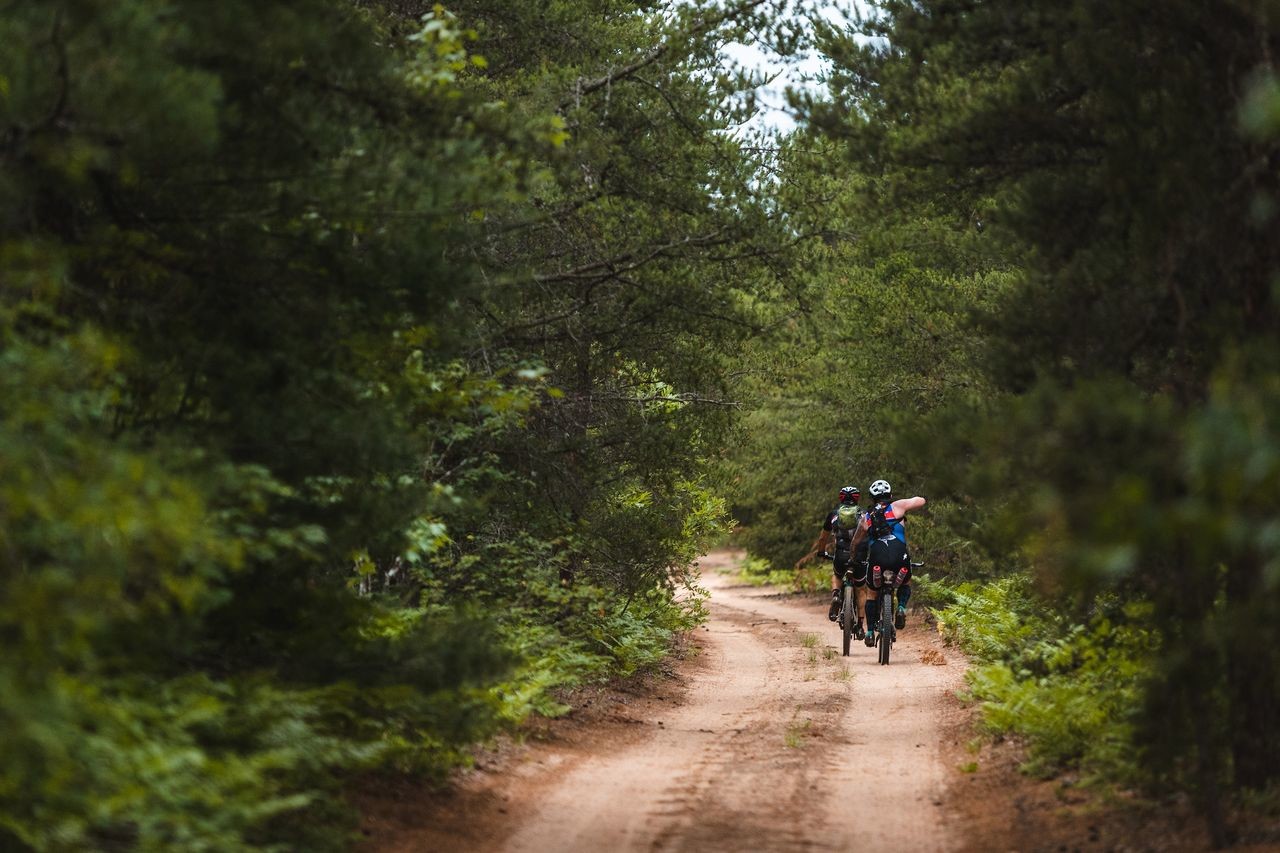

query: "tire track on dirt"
xmin=502 ymin=589 xmax=806 ymax=852
xmin=499 ymin=553 xmax=967 ymax=852
xmin=697 ymin=558 xmax=967 ymax=853
xmin=359 ymin=549 xmax=970 ymax=852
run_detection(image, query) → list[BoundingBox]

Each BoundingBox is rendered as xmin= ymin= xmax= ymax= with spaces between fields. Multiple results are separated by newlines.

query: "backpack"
xmin=868 ymin=502 xmax=895 ymax=540
xmin=832 ymin=504 xmax=861 ymax=556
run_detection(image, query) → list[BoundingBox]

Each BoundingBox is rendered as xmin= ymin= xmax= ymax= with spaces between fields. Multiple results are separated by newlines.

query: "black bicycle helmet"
xmin=838 ymin=485 xmax=861 ymax=504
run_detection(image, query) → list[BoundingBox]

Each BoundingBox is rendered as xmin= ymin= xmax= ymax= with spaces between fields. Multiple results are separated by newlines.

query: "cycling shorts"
xmin=867 ymin=538 xmax=909 ymax=587
xmin=833 ymin=554 xmax=868 ymax=586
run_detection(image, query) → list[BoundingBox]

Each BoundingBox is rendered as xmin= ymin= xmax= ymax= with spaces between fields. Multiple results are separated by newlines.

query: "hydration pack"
xmin=868 ymin=502 xmax=895 ymax=540
xmin=832 ymin=504 xmax=861 ymax=556
xmin=835 ymin=504 xmax=861 ymax=531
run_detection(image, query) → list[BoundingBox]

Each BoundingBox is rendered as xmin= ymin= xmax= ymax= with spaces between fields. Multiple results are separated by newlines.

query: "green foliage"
xmin=734 ymin=553 xmax=826 ymax=593
xmin=722 ymin=134 xmax=1010 ymax=578
xmin=417 ymin=0 xmax=802 ymax=601
xmin=938 ymin=577 xmax=1157 ymax=784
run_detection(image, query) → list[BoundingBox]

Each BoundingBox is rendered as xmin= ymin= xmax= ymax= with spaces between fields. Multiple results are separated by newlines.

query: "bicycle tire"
xmin=878 ymin=591 xmax=892 ymax=665
xmin=842 ymin=585 xmax=854 ymax=656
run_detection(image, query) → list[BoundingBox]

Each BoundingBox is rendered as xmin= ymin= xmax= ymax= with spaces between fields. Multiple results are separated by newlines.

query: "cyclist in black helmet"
xmin=796 ymin=485 xmax=870 ymax=637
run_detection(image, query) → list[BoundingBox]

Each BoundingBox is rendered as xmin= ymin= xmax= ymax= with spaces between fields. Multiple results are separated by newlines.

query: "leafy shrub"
xmin=937 ymin=576 xmax=1158 ymax=783
xmin=484 ymin=576 xmax=709 ymax=725
xmin=736 ymin=555 xmax=827 ymax=593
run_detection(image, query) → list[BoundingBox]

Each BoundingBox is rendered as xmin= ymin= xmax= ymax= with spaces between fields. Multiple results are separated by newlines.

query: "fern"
xmin=937 ymin=575 xmax=1158 ymax=785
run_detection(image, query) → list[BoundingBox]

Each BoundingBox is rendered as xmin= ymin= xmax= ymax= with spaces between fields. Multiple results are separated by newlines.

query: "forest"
xmin=2 ymin=0 xmax=1279 ymax=849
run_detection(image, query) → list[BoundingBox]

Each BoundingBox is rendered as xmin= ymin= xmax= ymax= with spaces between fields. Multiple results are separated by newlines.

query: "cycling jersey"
xmin=865 ymin=502 xmax=907 ymax=545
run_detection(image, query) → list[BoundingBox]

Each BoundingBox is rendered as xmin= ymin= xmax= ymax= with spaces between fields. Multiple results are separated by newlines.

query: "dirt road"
xmin=363 ymin=550 xmax=971 ymax=852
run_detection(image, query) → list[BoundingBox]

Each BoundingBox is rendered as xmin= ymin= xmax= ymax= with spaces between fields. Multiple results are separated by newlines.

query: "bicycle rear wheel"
xmin=841 ymin=586 xmax=854 ymax=656
xmin=878 ymin=592 xmax=892 ymax=665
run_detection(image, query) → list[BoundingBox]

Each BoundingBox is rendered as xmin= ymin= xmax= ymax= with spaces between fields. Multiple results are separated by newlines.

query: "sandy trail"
xmin=499 ymin=551 xmax=969 ymax=853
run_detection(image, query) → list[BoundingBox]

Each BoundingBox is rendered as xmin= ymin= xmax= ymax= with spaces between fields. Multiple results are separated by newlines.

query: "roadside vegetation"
xmin=929 ymin=577 xmax=1157 ymax=785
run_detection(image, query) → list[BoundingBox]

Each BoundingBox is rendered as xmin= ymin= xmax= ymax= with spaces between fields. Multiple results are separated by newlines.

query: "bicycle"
xmin=867 ymin=560 xmax=923 ymax=665
xmin=821 ymin=551 xmax=864 ymax=656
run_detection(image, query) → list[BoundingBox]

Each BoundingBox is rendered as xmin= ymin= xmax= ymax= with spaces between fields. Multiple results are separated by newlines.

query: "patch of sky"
xmin=719 ymin=1 xmax=885 ymax=137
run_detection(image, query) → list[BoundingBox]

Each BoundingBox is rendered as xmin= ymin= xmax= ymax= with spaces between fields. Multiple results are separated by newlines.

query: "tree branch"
xmin=559 ymin=0 xmax=768 ymax=110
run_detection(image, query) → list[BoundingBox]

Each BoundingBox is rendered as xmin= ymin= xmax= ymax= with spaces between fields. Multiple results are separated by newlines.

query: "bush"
xmin=937 ymin=575 xmax=1158 ymax=784
xmin=735 ymin=554 xmax=827 ymax=594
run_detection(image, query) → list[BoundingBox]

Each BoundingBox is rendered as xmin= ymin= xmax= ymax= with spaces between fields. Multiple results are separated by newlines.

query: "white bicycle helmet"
xmin=868 ymin=479 xmax=892 ymax=498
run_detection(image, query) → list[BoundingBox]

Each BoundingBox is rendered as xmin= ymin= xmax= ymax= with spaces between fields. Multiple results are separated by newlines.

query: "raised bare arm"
xmin=892 ymin=496 xmax=927 ymax=514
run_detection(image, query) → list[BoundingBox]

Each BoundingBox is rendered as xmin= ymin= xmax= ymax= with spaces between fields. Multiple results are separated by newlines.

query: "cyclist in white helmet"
xmin=850 ymin=479 xmax=926 ymax=645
